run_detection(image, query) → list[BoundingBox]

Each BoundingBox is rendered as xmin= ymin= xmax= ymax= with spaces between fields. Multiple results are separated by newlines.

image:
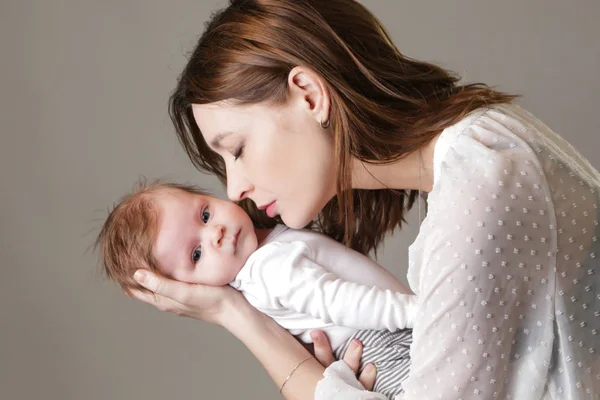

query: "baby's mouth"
xmin=231 ymin=229 xmax=240 ymax=253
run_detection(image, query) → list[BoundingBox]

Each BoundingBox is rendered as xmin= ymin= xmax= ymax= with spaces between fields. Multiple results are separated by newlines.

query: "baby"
xmin=96 ymin=179 xmax=416 ymax=397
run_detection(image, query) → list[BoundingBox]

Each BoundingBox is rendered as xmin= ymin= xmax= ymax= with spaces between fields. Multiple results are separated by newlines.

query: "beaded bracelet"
xmin=279 ymin=356 xmax=313 ymax=393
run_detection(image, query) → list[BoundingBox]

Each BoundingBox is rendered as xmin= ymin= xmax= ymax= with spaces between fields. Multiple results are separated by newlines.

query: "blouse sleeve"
xmin=315 ymin=360 xmax=390 ymax=399
xmin=399 ymin=128 xmax=554 ymax=398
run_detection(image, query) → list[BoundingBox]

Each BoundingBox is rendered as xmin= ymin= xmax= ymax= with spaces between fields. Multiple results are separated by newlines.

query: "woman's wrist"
xmin=221 ymin=299 xmax=325 ymax=399
xmin=218 ymin=291 xmax=264 ymax=333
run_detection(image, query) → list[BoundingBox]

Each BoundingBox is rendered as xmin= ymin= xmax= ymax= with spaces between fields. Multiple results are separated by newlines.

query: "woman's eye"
xmin=233 ymin=144 xmax=245 ymax=161
xmin=202 ymin=209 xmax=210 ymax=223
xmin=192 ymin=247 xmax=202 ymax=263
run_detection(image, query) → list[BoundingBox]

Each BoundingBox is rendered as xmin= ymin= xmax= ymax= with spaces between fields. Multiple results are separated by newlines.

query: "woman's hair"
xmin=169 ymin=0 xmax=517 ymax=255
xmin=94 ymin=178 xmax=208 ymax=294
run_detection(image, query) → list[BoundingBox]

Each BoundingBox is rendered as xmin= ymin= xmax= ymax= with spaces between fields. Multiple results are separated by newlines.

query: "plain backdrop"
xmin=1 ymin=1 xmax=599 ymax=399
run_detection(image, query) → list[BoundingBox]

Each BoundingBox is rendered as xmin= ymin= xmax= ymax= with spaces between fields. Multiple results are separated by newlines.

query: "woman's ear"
xmin=287 ymin=66 xmax=330 ymax=124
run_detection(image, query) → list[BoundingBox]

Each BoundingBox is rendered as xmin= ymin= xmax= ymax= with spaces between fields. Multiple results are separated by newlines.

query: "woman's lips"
xmin=258 ymin=201 xmax=278 ymax=218
xmin=265 ymin=201 xmax=277 ymax=218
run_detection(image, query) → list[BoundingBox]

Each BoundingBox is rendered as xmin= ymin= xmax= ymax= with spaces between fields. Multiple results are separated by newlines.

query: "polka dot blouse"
xmin=316 ymin=104 xmax=600 ymax=399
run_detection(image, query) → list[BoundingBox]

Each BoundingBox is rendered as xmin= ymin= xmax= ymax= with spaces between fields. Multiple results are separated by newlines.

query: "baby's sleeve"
xmin=256 ymin=241 xmax=417 ymax=331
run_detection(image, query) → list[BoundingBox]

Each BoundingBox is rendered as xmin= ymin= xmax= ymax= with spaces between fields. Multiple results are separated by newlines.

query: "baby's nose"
xmin=211 ymin=225 xmax=225 ymax=248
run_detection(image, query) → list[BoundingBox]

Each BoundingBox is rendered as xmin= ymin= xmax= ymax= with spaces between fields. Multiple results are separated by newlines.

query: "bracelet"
xmin=279 ymin=355 xmax=313 ymax=393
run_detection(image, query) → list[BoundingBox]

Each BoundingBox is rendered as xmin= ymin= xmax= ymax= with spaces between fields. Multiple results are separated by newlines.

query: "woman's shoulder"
xmin=436 ymin=104 xmax=529 ymax=158
xmin=434 ymin=104 xmax=540 ymax=182
xmin=428 ymin=103 xmax=554 ymax=213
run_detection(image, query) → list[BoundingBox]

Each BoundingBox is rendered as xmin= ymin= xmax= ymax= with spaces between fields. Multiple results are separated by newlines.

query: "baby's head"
xmin=96 ymin=179 xmax=258 ymax=295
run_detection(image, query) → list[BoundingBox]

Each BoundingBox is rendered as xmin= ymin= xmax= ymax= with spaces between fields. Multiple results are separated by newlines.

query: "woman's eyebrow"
xmin=210 ymin=131 xmax=234 ymax=149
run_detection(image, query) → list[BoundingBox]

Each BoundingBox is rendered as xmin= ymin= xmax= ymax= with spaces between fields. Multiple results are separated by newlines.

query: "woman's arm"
xmin=226 ymin=300 xmax=325 ymax=399
xmin=130 ymin=270 xmax=377 ymax=399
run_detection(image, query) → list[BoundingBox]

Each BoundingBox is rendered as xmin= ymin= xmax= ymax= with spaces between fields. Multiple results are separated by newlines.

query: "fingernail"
xmin=364 ymin=364 xmax=375 ymax=374
xmin=351 ymin=339 xmax=361 ymax=351
xmin=133 ymin=270 xmax=147 ymax=283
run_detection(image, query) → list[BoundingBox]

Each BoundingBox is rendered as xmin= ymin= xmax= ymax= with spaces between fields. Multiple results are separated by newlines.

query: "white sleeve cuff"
xmin=314 ymin=360 xmax=389 ymax=400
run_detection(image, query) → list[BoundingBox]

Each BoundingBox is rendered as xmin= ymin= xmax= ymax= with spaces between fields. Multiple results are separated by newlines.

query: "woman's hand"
xmin=310 ymin=330 xmax=377 ymax=391
xmin=128 ymin=270 xmax=247 ymax=327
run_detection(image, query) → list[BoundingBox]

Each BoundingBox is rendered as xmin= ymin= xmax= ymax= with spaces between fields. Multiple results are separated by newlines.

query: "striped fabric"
xmin=334 ymin=329 xmax=413 ymax=398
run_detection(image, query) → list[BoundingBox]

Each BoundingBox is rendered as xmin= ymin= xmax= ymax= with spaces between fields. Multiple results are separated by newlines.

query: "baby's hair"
xmin=94 ymin=177 xmax=209 ymax=295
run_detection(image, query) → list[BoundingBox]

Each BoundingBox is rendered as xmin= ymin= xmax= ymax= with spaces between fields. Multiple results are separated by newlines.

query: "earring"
xmin=320 ymin=117 xmax=330 ymax=129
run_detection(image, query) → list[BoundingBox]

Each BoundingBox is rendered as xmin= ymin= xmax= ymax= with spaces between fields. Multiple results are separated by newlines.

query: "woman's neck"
xmin=350 ymin=134 xmax=440 ymax=193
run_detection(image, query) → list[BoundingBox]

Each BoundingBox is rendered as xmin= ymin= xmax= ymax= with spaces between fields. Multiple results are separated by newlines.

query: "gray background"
xmin=1 ymin=1 xmax=599 ymax=399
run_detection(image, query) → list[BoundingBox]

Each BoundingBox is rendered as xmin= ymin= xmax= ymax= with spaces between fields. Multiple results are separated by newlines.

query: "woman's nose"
xmin=226 ymin=166 xmax=251 ymax=202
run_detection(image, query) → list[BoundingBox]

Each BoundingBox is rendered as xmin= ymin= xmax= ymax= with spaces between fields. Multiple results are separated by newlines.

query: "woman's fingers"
xmin=343 ymin=339 xmax=376 ymax=390
xmin=311 ymin=330 xmax=336 ymax=367
xmin=343 ymin=339 xmax=363 ymax=373
xmin=129 ymin=269 xmax=237 ymax=324
xmin=128 ymin=287 xmax=154 ymax=304
xmin=358 ymin=363 xmax=377 ymax=391
xmin=128 ymin=288 xmax=183 ymax=314
xmin=133 ymin=270 xmax=191 ymax=304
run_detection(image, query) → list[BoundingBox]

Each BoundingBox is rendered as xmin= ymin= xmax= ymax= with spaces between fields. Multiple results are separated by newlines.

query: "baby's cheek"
xmin=216 ymin=256 xmax=241 ymax=285
xmin=173 ymin=268 xmax=197 ymax=285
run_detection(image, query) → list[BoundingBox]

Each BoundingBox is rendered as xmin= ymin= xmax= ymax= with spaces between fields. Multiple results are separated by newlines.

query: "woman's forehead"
xmin=192 ymin=101 xmax=272 ymax=119
xmin=192 ymin=102 xmax=286 ymax=142
xmin=192 ymin=102 xmax=247 ymax=131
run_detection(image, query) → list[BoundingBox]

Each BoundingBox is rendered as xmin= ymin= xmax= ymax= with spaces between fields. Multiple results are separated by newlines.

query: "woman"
xmin=130 ymin=0 xmax=600 ymax=398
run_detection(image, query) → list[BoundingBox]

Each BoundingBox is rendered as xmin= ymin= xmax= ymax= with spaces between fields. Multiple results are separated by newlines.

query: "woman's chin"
xmin=280 ymin=212 xmax=316 ymax=230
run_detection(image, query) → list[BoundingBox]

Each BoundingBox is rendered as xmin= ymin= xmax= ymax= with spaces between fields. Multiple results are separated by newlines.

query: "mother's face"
xmin=192 ymin=88 xmax=337 ymax=229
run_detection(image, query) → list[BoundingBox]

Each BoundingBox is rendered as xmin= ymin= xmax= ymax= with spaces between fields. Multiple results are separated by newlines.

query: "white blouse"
xmin=315 ymin=104 xmax=600 ymax=399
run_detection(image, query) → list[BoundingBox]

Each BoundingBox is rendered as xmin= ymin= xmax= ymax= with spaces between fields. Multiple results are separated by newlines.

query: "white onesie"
xmin=230 ymin=224 xmax=417 ymax=350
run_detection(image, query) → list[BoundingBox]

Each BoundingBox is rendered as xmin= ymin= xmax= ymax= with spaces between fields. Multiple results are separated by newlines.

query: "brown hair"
xmin=169 ymin=0 xmax=518 ymax=255
xmin=94 ymin=178 xmax=208 ymax=294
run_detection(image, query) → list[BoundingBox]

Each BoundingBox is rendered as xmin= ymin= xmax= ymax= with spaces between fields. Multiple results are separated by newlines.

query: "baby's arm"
xmin=256 ymin=241 xmax=417 ymax=331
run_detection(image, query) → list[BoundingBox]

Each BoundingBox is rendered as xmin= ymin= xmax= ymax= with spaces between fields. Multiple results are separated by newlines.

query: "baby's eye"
xmin=192 ymin=247 xmax=202 ymax=263
xmin=202 ymin=209 xmax=210 ymax=223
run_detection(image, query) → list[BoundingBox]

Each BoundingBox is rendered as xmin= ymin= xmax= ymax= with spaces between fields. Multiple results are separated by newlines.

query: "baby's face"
xmin=152 ymin=189 xmax=258 ymax=286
